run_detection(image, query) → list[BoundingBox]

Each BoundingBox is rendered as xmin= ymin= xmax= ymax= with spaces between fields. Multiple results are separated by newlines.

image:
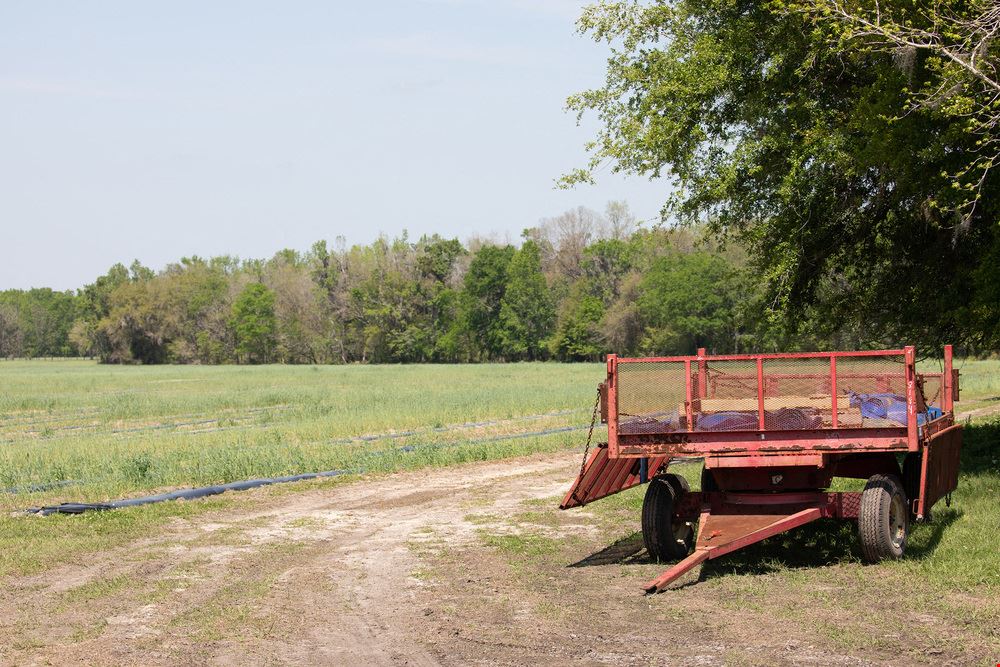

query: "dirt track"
xmin=2 ymin=452 xmax=995 ymax=666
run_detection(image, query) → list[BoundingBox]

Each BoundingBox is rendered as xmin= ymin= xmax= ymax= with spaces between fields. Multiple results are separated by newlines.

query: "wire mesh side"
xmin=616 ymin=361 xmax=685 ymax=435
xmin=835 ymin=354 xmax=908 ymax=428
xmin=758 ymin=358 xmax=830 ymax=430
xmin=694 ymin=360 xmax=760 ymax=431
xmin=615 ymin=353 xmax=933 ymax=435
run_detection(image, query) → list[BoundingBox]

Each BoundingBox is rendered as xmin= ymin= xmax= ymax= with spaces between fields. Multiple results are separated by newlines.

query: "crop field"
xmin=0 ymin=360 xmax=603 ymax=499
xmin=1 ymin=358 xmax=998 ymax=664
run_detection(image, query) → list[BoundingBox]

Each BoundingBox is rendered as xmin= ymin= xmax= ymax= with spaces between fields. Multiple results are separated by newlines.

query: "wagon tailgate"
xmin=560 ymin=446 xmax=668 ymax=509
xmin=921 ymin=423 xmax=963 ymax=515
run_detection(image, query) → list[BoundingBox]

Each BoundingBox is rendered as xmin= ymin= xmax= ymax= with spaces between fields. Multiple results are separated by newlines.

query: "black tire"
xmin=663 ymin=471 xmax=691 ymax=498
xmin=642 ymin=476 xmax=694 ymax=562
xmin=701 ymin=466 xmax=720 ymax=492
xmin=858 ymin=474 xmax=909 ymax=563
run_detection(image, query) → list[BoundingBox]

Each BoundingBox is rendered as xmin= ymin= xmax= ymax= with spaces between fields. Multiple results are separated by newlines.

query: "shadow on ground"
xmin=568 ymin=532 xmax=648 ymax=567
xmin=568 ymin=511 xmax=962 ymax=581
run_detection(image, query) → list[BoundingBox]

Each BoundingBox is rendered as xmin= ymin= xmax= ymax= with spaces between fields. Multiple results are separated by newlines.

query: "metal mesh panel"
xmin=615 ymin=353 xmax=920 ymax=435
xmin=693 ymin=360 xmax=760 ymax=432
xmin=834 ymin=355 xmax=908 ymax=428
xmin=616 ymin=360 xmax=686 ymax=434
xmin=704 ymin=360 xmax=759 ymax=400
xmin=758 ymin=358 xmax=831 ymax=430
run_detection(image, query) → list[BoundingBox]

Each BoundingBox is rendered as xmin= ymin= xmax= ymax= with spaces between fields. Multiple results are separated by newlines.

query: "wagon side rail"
xmin=605 ymin=346 xmax=957 ymax=460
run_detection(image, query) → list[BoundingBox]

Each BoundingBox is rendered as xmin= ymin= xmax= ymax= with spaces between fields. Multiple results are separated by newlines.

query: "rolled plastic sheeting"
xmin=25 ymin=469 xmax=350 ymax=516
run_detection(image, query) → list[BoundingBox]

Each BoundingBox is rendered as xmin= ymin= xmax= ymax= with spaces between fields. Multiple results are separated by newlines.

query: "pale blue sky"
xmin=1 ymin=1 xmax=666 ymax=290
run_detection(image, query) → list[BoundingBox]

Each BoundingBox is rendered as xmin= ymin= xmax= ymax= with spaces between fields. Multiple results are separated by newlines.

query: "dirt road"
xmin=2 ymin=452 xmax=994 ymax=666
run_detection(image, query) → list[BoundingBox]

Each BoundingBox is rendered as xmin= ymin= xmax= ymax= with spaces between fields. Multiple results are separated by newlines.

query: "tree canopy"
xmin=564 ymin=0 xmax=1000 ymax=349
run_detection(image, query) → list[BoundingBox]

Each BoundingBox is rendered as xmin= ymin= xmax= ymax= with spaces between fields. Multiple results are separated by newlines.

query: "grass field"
xmin=1 ymin=358 xmax=998 ymax=599
xmin=0 ymin=360 xmax=604 ymax=505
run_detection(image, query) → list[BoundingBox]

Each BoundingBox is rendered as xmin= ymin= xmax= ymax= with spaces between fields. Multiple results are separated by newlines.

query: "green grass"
xmin=0 ymin=360 xmax=605 ymax=506
xmin=0 ymin=495 xmax=235 ymax=577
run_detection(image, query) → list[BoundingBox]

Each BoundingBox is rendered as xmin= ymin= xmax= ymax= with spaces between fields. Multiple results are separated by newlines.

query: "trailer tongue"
xmin=561 ymin=346 xmax=962 ymax=593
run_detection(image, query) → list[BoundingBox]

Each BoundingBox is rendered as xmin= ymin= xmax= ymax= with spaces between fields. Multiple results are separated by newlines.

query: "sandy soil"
xmin=1 ymin=452 xmax=994 ymax=666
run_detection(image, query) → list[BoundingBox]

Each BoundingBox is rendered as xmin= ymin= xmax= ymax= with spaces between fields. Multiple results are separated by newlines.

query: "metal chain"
xmin=576 ymin=387 xmax=602 ymax=483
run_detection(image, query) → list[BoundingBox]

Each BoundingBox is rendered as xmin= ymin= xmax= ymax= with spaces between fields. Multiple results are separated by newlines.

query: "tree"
xmin=231 ymin=283 xmax=277 ymax=364
xmin=460 ymin=244 xmax=516 ymax=360
xmin=75 ymin=262 xmax=151 ymax=361
xmin=605 ymin=200 xmax=638 ymax=240
xmin=789 ymin=0 xmax=1000 ymax=226
xmin=499 ymin=241 xmax=556 ymax=360
xmin=564 ymin=0 xmax=998 ymax=348
xmin=639 ymin=252 xmax=741 ymax=354
xmin=552 ymin=291 xmax=606 ymax=360
xmin=527 ymin=206 xmax=603 ymax=282
xmin=97 ymin=279 xmax=168 ymax=364
xmin=155 ymin=256 xmax=235 ymax=363
xmin=0 ymin=288 xmax=80 ymax=357
xmin=265 ymin=251 xmax=329 ymax=363
xmin=0 ymin=305 xmax=22 ymax=358
xmin=68 ymin=319 xmax=95 ymax=358
xmin=581 ymin=238 xmax=638 ymax=303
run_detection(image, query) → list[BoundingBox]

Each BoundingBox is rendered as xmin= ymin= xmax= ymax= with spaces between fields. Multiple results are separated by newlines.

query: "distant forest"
xmin=0 ymin=202 xmax=940 ymax=365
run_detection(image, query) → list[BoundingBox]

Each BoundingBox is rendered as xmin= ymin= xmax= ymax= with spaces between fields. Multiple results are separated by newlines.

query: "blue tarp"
xmin=846 ymin=392 xmax=942 ymax=426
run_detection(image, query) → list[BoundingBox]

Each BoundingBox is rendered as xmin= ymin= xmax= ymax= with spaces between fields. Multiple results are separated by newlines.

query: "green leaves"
xmin=568 ymin=0 xmax=1000 ymax=348
xmin=231 ymin=283 xmax=277 ymax=364
xmin=499 ymin=242 xmax=556 ymax=361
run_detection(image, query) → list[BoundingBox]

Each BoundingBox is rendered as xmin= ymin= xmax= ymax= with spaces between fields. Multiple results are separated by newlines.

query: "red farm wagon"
xmin=561 ymin=346 xmax=963 ymax=593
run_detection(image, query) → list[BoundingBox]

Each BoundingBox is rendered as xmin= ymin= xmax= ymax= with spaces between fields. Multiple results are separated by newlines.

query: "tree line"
xmin=0 ymin=203 xmax=884 ymax=364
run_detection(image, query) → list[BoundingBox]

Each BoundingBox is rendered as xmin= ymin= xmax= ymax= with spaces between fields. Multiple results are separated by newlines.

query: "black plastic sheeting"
xmin=20 ymin=421 xmax=595 ymax=516
xmin=25 ymin=470 xmax=350 ymax=516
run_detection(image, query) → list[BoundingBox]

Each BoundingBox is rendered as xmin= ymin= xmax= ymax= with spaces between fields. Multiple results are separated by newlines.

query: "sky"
xmin=0 ymin=1 xmax=668 ymax=291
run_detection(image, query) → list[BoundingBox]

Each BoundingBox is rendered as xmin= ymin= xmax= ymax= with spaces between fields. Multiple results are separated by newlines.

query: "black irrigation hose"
xmin=24 ymin=470 xmax=351 ymax=516
xmin=18 ymin=417 xmax=600 ymax=514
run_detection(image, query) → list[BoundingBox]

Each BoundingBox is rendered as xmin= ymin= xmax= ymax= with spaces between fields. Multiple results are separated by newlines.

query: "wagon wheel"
xmin=642 ymin=474 xmax=694 ymax=562
xmin=858 ymin=473 xmax=909 ymax=563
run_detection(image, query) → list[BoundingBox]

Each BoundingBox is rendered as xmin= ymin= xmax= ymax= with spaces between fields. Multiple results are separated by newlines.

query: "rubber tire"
xmin=662 ymin=472 xmax=690 ymax=499
xmin=642 ymin=476 xmax=693 ymax=562
xmin=858 ymin=474 xmax=909 ymax=563
xmin=701 ymin=466 xmax=720 ymax=492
